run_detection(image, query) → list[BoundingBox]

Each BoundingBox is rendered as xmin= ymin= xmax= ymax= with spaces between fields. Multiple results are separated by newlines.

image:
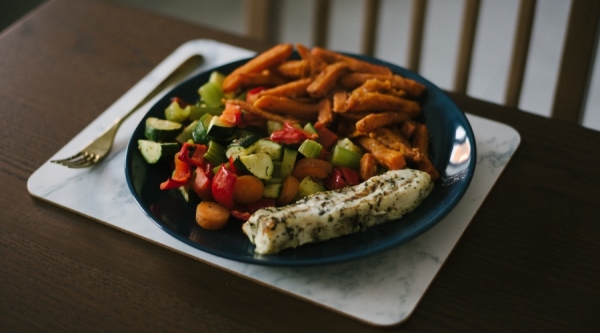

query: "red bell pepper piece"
xmin=230 ymin=210 xmax=252 ymax=221
xmin=270 ymin=122 xmax=318 ymax=145
xmin=324 ymin=167 xmax=346 ymax=190
xmin=338 ymin=166 xmax=359 ymax=186
xmin=246 ymin=86 xmax=266 ymax=104
xmin=314 ymin=122 xmax=339 ymax=151
xmin=192 ymin=167 xmax=213 ymax=201
xmin=159 ymin=177 xmax=187 ymax=190
xmin=220 ymin=102 xmax=243 ymax=127
xmin=324 ymin=166 xmax=360 ymax=190
xmin=177 ymin=142 xmax=207 ymax=167
xmin=211 ymin=164 xmax=238 ymax=210
xmin=171 ymin=154 xmax=191 ymax=183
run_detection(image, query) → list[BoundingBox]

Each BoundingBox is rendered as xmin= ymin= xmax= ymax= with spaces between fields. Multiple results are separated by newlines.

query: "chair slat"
xmin=361 ymin=0 xmax=381 ymax=56
xmin=551 ymin=0 xmax=600 ymax=123
xmin=245 ymin=0 xmax=272 ymax=41
xmin=313 ymin=0 xmax=331 ymax=47
xmin=505 ymin=0 xmax=537 ymax=108
xmin=454 ymin=0 xmax=481 ymax=94
xmin=407 ymin=0 xmax=428 ymax=72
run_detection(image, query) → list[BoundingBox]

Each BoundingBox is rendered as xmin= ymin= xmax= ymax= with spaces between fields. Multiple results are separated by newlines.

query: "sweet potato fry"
xmin=306 ymin=62 xmax=349 ymax=98
xmin=257 ymin=77 xmax=312 ymax=99
xmin=352 ymin=78 xmax=405 ymax=98
xmin=355 ymin=136 xmax=406 ymax=170
xmin=226 ymin=99 xmax=298 ymax=124
xmin=317 ymin=97 xmax=334 ymax=125
xmin=295 ymin=43 xmax=311 ymax=60
xmin=234 ymin=71 xmax=288 ymax=89
xmin=411 ymin=123 xmax=430 ymax=155
xmin=359 ymin=153 xmax=378 ymax=181
xmin=411 ymin=123 xmax=439 ymax=180
xmin=223 ymin=43 xmax=294 ymax=93
xmin=253 ymin=95 xmax=319 ymax=121
xmin=332 ymin=90 xmax=348 ymax=112
xmin=310 ymin=47 xmax=392 ymax=75
xmin=400 ymin=120 xmax=417 ymax=138
xmin=355 ymin=111 xmax=411 ymax=134
xmin=276 ymin=60 xmax=310 ymax=79
xmin=346 ymin=91 xmax=421 ymax=117
xmin=370 ymin=127 xmax=423 ymax=163
xmin=339 ymin=73 xmax=426 ymax=98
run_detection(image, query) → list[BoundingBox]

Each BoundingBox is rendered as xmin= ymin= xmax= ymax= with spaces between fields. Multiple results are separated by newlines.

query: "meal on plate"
xmin=137 ymin=43 xmax=439 ymax=254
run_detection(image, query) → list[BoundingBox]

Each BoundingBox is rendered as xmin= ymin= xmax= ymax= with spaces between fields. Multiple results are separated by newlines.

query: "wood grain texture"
xmin=1 ymin=0 xmax=599 ymax=332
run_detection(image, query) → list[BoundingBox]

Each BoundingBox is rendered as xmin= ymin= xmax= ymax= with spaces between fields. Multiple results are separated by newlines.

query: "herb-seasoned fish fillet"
xmin=242 ymin=169 xmax=434 ymax=254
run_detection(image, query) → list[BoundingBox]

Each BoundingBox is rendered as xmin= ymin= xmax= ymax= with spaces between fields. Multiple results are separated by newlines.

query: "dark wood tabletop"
xmin=2 ymin=0 xmax=599 ymax=332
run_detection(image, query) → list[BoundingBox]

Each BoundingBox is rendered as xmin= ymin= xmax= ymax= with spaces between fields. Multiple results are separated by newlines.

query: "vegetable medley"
xmin=137 ymin=44 xmax=439 ymax=231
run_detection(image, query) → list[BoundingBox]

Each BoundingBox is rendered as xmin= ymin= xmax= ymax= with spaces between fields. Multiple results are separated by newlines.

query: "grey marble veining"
xmin=27 ymin=40 xmax=520 ymax=326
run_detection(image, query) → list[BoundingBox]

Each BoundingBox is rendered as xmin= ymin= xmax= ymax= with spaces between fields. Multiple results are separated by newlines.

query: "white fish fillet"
xmin=242 ymin=169 xmax=434 ymax=254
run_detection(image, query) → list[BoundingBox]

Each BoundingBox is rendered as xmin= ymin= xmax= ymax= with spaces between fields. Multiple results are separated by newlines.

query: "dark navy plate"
xmin=125 ymin=54 xmax=476 ymax=266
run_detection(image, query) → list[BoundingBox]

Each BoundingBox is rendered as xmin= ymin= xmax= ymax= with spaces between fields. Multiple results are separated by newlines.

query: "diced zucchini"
xmin=295 ymin=176 xmax=326 ymax=200
xmin=271 ymin=161 xmax=282 ymax=179
xmin=175 ymin=120 xmax=198 ymax=144
xmin=263 ymin=183 xmax=283 ymax=199
xmin=239 ymin=152 xmax=274 ymax=180
xmin=280 ymin=148 xmax=297 ymax=178
xmin=192 ymin=113 xmax=214 ymax=144
xmin=207 ymin=115 xmax=236 ymax=139
xmin=330 ymin=144 xmax=361 ymax=170
xmin=225 ymin=134 xmax=260 ymax=159
xmin=254 ymin=139 xmax=283 ymax=161
xmin=204 ymin=140 xmax=227 ymax=165
xmin=137 ymin=140 xmax=179 ymax=164
xmin=298 ymin=139 xmax=322 ymax=158
xmin=145 ymin=117 xmax=182 ymax=142
xmin=164 ymin=100 xmax=191 ymax=123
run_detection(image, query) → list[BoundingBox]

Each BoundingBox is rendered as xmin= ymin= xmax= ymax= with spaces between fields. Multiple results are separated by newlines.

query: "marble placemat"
xmin=27 ymin=39 xmax=520 ymax=326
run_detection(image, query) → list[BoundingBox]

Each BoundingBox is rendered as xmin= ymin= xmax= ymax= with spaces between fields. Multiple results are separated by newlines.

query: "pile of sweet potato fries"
xmin=222 ymin=43 xmax=439 ymax=181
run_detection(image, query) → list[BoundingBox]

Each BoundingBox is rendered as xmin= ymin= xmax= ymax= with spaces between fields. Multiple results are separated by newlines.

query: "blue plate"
xmin=125 ymin=53 xmax=476 ymax=266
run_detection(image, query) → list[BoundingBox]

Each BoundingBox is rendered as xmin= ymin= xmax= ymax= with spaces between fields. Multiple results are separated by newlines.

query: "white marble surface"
xmin=27 ymin=39 xmax=521 ymax=326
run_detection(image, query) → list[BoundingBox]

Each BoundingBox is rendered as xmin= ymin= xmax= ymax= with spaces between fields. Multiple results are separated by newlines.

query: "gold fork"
xmin=51 ymin=54 xmax=203 ymax=168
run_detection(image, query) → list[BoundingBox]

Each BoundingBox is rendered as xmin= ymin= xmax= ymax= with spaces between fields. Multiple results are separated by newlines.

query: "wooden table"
xmin=2 ymin=0 xmax=599 ymax=331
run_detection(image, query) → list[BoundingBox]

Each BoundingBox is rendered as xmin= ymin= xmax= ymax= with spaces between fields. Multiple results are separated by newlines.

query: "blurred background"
xmin=2 ymin=0 xmax=598 ymax=132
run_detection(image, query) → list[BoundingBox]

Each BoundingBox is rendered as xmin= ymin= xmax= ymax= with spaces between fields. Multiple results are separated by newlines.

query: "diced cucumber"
xmin=137 ymin=140 xmax=179 ymax=164
xmin=263 ymin=183 xmax=283 ymax=199
xmin=330 ymin=144 xmax=361 ymax=170
xmin=225 ymin=134 xmax=260 ymax=159
xmin=175 ymin=120 xmax=198 ymax=144
xmin=164 ymin=100 xmax=191 ymax=123
xmin=298 ymin=139 xmax=322 ymax=158
xmin=207 ymin=115 xmax=236 ymax=139
xmin=192 ymin=113 xmax=214 ymax=144
xmin=280 ymin=148 xmax=297 ymax=178
xmin=145 ymin=117 xmax=182 ymax=142
xmin=254 ymin=139 xmax=283 ymax=161
xmin=204 ymin=140 xmax=227 ymax=165
xmin=295 ymin=176 xmax=326 ymax=200
xmin=239 ymin=152 xmax=274 ymax=180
